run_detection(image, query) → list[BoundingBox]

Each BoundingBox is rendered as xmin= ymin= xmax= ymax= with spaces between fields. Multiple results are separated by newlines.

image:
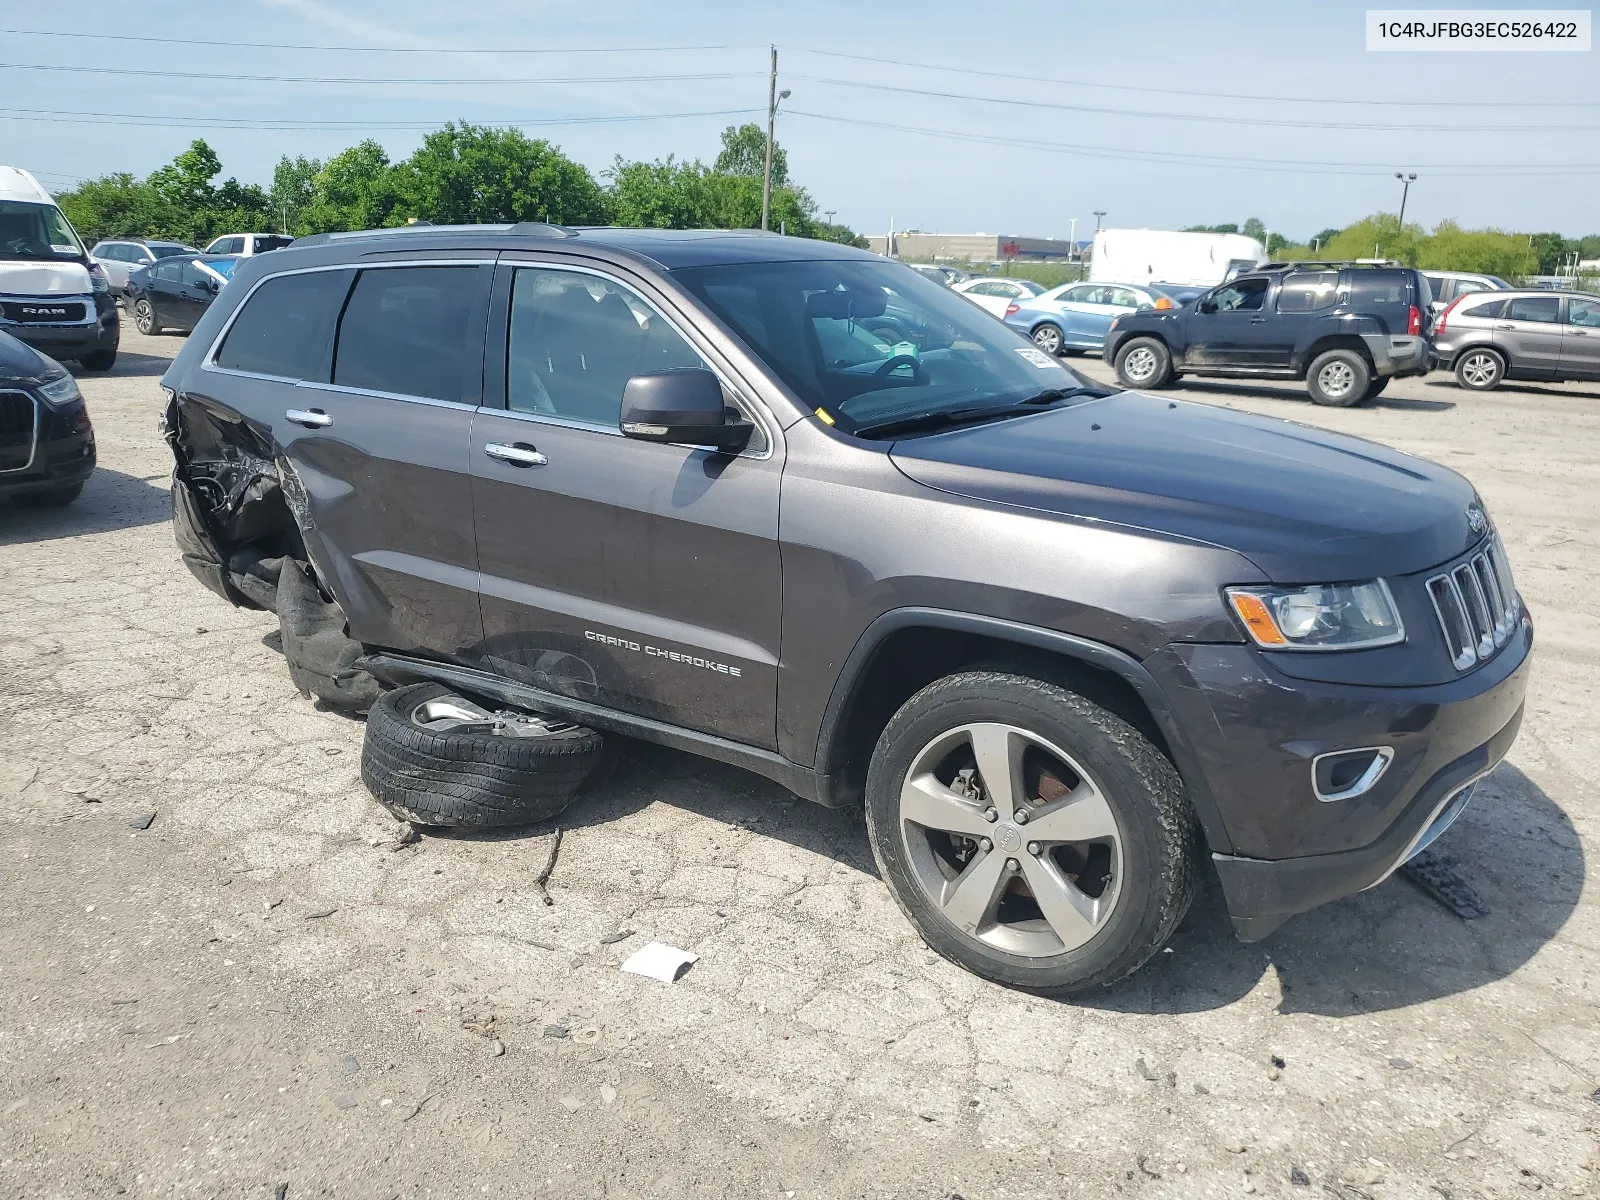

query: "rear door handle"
xmin=1571 ymin=330 xmax=1590 ymax=337
xmin=1494 ymin=323 xmax=1516 ymax=330
xmin=285 ymin=408 xmax=332 ymax=428
xmin=1250 ymin=317 xmax=1268 ymax=323
xmin=484 ymin=441 xmax=548 ymax=467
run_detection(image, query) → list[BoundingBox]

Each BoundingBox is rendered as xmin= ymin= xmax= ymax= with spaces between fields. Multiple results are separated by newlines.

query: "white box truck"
xmin=1089 ymin=229 xmax=1267 ymax=287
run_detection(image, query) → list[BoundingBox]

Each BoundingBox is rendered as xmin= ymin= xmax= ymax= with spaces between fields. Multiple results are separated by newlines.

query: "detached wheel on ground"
xmin=1454 ymin=347 xmax=1505 ymax=392
xmin=1030 ymin=323 xmax=1066 ymax=356
xmin=864 ymin=671 xmax=1197 ymax=997
xmin=1306 ymin=349 xmax=1371 ymax=406
xmin=361 ymin=682 xmax=605 ymax=828
xmin=132 ymin=298 xmax=161 ymax=335
xmin=1114 ymin=337 xmax=1174 ymax=389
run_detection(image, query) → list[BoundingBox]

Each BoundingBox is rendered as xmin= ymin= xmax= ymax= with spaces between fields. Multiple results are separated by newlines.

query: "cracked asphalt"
xmin=1 ymin=327 xmax=1596 ymax=1199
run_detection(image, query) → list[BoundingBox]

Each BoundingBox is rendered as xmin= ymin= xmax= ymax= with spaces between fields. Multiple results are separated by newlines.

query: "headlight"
xmin=36 ymin=372 xmax=82 ymax=408
xmin=1225 ymin=580 xmax=1404 ymax=650
xmin=88 ymin=264 xmax=111 ymax=293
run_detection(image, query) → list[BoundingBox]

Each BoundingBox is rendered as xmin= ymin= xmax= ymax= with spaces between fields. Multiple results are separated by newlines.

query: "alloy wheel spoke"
xmin=900 ymin=772 xmax=994 ymax=838
xmin=1025 ymin=782 xmax=1119 ymax=844
xmin=1020 ymin=855 xmax=1101 ymax=950
xmin=967 ymin=724 xmax=1019 ymax=820
xmin=939 ymin=848 xmax=1008 ymax=934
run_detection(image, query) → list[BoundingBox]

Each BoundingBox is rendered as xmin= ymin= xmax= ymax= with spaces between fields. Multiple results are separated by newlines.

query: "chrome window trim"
xmin=293 ymin=380 xmax=479 ymax=413
xmin=200 ymin=258 xmax=499 ymax=379
xmin=0 ymin=390 xmax=42 ymax=475
xmin=1311 ymin=746 xmax=1394 ymax=804
xmin=499 ymin=260 xmax=775 ymax=462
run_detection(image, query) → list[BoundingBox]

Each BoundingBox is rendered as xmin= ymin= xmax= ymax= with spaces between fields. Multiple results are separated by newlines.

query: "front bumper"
xmin=0 ymin=398 xmax=96 ymax=498
xmin=1144 ymin=613 xmax=1532 ymax=940
xmin=0 ymin=291 xmax=119 ymax=361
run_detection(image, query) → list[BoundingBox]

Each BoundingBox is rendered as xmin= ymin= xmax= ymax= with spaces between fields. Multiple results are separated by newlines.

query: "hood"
xmin=0 ymin=260 xmax=92 ymax=296
xmin=888 ymin=391 xmax=1482 ymax=582
xmin=0 ymin=328 xmax=57 ymax=384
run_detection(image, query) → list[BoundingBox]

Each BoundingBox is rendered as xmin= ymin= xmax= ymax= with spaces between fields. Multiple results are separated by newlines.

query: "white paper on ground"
xmin=620 ymin=941 xmax=700 ymax=983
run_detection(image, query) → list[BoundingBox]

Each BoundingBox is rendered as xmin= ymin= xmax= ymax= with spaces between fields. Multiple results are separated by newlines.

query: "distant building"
xmin=867 ymin=232 xmax=1083 ymax=263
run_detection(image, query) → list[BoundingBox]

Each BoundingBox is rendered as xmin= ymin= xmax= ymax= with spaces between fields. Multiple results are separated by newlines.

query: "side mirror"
xmin=1197 ymin=299 xmax=1218 ymax=314
xmin=620 ymin=369 xmax=752 ymax=453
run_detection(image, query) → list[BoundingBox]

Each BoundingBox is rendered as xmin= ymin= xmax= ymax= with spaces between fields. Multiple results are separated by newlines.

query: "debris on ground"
xmin=489 ymin=1039 xmax=505 ymax=1057
xmin=1135 ymin=1155 xmax=1161 ymax=1179
xmin=1290 ymin=1165 xmax=1311 ymax=1186
xmin=461 ymin=1012 xmax=496 ymax=1040
xmin=334 ymin=1094 xmax=357 ymax=1110
xmin=532 ymin=827 xmax=563 ymax=906
xmin=558 ymin=1094 xmax=581 ymax=1111
xmin=305 ymin=908 xmax=337 ymax=920
xmin=338 ymin=1054 xmax=359 ymax=1076
xmin=1135 ymin=1057 xmax=1158 ymax=1082
xmin=272 ymin=1185 xmax=287 ymax=1200
xmin=598 ymin=929 xmax=635 ymax=945
xmin=1389 ymin=1057 xmax=1413 ymax=1070
xmin=620 ymin=941 xmax=699 ymax=984
xmin=1401 ymin=849 xmax=1490 ymax=918
xmin=391 ymin=823 xmax=421 ymax=851
xmin=543 ymin=1024 xmax=569 ymax=1040
xmin=127 ymin=812 xmax=156 ymax=831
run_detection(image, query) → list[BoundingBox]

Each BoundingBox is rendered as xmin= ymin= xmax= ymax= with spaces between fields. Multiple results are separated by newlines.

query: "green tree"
xmin=1184 ymin=223 xmax=1239 ymax=234
xmin=391 ymin=122 xmax=609 ymax=225
xmin=140 ymin=139 xmax=272 ymax=243
xmin=271 ymin=155 xmax=322 ymax=235
xmin=713 ymin=122 xmax=787 ymax=186
xmin=1240 ymin=217 xmax=1267 ymax=242
xmin=1528 ymin=232 xmax=1568 ymax=274
xmin=54 ymin=173 xmax=167 ymax=244
xmin=301 ymin=141 xmax=404 ymax=233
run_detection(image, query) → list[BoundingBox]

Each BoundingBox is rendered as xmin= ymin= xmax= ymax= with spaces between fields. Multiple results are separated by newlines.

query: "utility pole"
xmin=1394 ymin=171 xmax=1417 ymax=233
xmin=761 ymin=47 xmax=789 ymax=232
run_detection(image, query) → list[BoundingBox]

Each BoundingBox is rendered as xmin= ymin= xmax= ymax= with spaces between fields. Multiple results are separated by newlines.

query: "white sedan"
xmin=950 ymin=276 xmax=1046 ymax=317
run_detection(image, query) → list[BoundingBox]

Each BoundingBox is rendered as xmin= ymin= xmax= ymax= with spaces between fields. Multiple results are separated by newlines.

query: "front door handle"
xmin=1494 ymin=323 xmax=1516 ymax=330
xmin=1250 ymin=317 xmax=1268 ymax=323
xmin=285 ymin=408 xmax=333 ymax=428
xmin=1571 ymin=330 xmax=1590 ymax=337
xmin=484 ymin=441 xmax=548 ymax=467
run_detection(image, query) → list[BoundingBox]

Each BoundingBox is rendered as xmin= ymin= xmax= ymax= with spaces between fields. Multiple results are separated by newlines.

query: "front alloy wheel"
xmin=899 ymin=722 xmax=1122 ymax=957
xmin=864 ymin=671 xmax=1198 ymax=996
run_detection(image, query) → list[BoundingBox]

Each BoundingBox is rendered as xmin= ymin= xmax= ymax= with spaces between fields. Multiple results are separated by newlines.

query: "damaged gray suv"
xmin=161 ymin=225 xmax=1532 ymax=995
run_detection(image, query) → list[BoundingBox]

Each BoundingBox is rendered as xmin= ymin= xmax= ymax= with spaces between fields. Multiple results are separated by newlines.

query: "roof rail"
xmin=508 ymin=221 xmax=576 ymax=238
xmin=1255 ymin=259 xmax=1404 ymax=271
xmin=293 ymin=221 xmax=579 ymax=248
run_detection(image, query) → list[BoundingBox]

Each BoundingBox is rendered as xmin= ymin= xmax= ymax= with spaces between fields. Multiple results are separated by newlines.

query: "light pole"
xmin=1068 ymin=216 xmax=1078 ymax=262
xmin=761 ymin=46 xmax=790 ymax=232
xmin=1394 ymin=171 xmax=1417 ymax=233
xmin=1093 ymin=210 xmax=1107 ymax=233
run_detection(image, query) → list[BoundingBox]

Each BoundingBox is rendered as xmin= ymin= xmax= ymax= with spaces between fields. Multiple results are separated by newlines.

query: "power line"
xmin=790 ymin=74 xmax=1600 ymax=134
xmin=785 ymin=110 xmax=1600 ymax=177
xmin=794 ymin=46 xmax=1600 ymax=110
xmin=0 ymin=61 xmax=754 ymax=86
xmin=0 ymin=105 xmax=762 ymax=132
xmin=0 ymin=27 xmax=746 ymax=54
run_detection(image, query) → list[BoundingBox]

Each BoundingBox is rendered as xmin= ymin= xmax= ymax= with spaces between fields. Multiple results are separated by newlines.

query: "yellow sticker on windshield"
xmin=815 ymin=408 xmax=836 ymax=426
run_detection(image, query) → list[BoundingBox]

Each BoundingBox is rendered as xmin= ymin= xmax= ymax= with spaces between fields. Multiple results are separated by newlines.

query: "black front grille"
xmin=0 ymin=391 xmax=38 ymax=472
xmin=1 ymin=301 xmax=87 ymax=323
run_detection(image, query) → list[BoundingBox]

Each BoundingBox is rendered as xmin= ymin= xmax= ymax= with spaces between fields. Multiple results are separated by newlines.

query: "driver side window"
xmin=1208 ymin=278 xmax=1269 ymax=313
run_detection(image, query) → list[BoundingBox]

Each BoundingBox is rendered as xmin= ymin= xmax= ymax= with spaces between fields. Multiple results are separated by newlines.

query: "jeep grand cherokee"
xmin=159 ymin=225 xmax=1530 ymax=995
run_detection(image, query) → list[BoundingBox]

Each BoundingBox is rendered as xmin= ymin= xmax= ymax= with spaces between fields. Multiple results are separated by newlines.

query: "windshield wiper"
xmin=853 ymin=386 xmax=1110 ymax=439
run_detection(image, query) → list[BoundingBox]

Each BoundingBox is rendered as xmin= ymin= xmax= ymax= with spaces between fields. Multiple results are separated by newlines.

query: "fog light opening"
xmin=1312 ymin=746 xmax=1395 ymax=803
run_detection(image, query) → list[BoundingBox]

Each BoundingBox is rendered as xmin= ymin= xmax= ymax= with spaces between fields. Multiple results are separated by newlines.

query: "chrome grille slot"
xmin=1427 ymin=536 xmax=1521 ymax=671
xmin=0 ymin=390 xmax=39 ymax=473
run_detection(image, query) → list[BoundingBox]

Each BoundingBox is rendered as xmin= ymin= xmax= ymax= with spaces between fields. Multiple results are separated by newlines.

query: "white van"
xmin=1089 ymin=229 xmax=1267 ymax=289
xmin=0 ymin=167 xmax=119 ymax=370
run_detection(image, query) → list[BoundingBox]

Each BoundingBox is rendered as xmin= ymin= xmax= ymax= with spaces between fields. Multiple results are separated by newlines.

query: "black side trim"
xmin=811 ymin=607 xmax=1232 ymax=854
xmin=1213 ymin=702 xmax=1524 ymax=942
xmin=362 ymin=653 xmax=824 ymax=805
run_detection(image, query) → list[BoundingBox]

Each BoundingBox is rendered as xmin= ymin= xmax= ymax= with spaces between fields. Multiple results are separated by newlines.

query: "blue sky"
xmin=4 ymin=0 xmax=1596 ymax=238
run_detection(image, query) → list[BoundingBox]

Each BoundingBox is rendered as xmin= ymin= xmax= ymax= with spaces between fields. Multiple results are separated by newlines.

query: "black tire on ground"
xmin=1306 ymin=348 xmax=1372 ymax=406
xmin=361 ymin=682 xmax=605 ymax=828
xmin=1114 ymin=337 xmax=1174 ymax=389
xmin=13 ymin=483 xmax=84 ymax=508
xmin=133 ymin=298 xmax=160 ymax=335
xmin=1362 ymin=377 xmax=1389 ymax=402
xmin=1030 ymin=323 xmax=1065 ymax=356
xmin=275 ymin=561 xmax=382 ymax=712
xmin=1454 ymin=346 xmax=1505 ymax=392
xmin=864 ymin=670 xmax=1198 ymax=997
xmin=78 ymin=349 xmax=116 ymax=372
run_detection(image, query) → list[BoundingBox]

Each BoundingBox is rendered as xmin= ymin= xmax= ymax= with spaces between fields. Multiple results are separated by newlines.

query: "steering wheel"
xmin=871 ymin=353 xmax=926 ymax=384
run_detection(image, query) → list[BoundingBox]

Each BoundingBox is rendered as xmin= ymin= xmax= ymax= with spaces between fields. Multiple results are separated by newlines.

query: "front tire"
xmin=133 ymin=298 xmax=161 ymax=336
xmin=1114 ymin=337 xmax=1173 ymax=389
xmin=1030 ymin=323 xmax=1065 ymax=356
xmin=1454 ymin=347 xmax=1505 ymax=391
xmin=864 ymin=671 xmax=1197 ymax=996
xmin=1306 ymin=348 xmax=1371 ymax=406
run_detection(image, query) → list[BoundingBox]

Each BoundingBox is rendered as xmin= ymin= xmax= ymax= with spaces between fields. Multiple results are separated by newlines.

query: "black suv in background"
xmin=1105 ymin=263 xmax=1433 ymax=405
xmin=160 ymin=227 xmax=1528 ymax=996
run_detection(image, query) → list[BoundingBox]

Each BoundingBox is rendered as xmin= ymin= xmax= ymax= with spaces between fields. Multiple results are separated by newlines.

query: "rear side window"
xmin=1276 ymin=271 xmax=1339 ymax=313
xmin=332 ymin=266 xmax=488 ymax=403
xmin=1459 ymin=297 xmax=1506 ymax=320
xmin=215 ymin=269 xmax=352 ymax=380
xmin=1505 ymin=295 xmax=1560 ymax=324
xmin=1350 ymin=272 xmax=1409 ymax=305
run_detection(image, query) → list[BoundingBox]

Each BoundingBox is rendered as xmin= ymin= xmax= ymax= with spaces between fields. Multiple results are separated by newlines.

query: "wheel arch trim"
xmin=812 ymin=607 xmax=1234 ymax=853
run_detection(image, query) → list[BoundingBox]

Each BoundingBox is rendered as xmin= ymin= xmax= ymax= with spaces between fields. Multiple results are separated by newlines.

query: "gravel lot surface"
xmin=2 ymin=328 xmax=1596 ymax=1199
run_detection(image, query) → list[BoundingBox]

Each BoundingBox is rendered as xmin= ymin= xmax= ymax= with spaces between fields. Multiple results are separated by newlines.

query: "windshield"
xmin=0 ymin=200 xmax=86 ymax=262
xmin=675 ymin=258 xmax=1096 ymax=433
